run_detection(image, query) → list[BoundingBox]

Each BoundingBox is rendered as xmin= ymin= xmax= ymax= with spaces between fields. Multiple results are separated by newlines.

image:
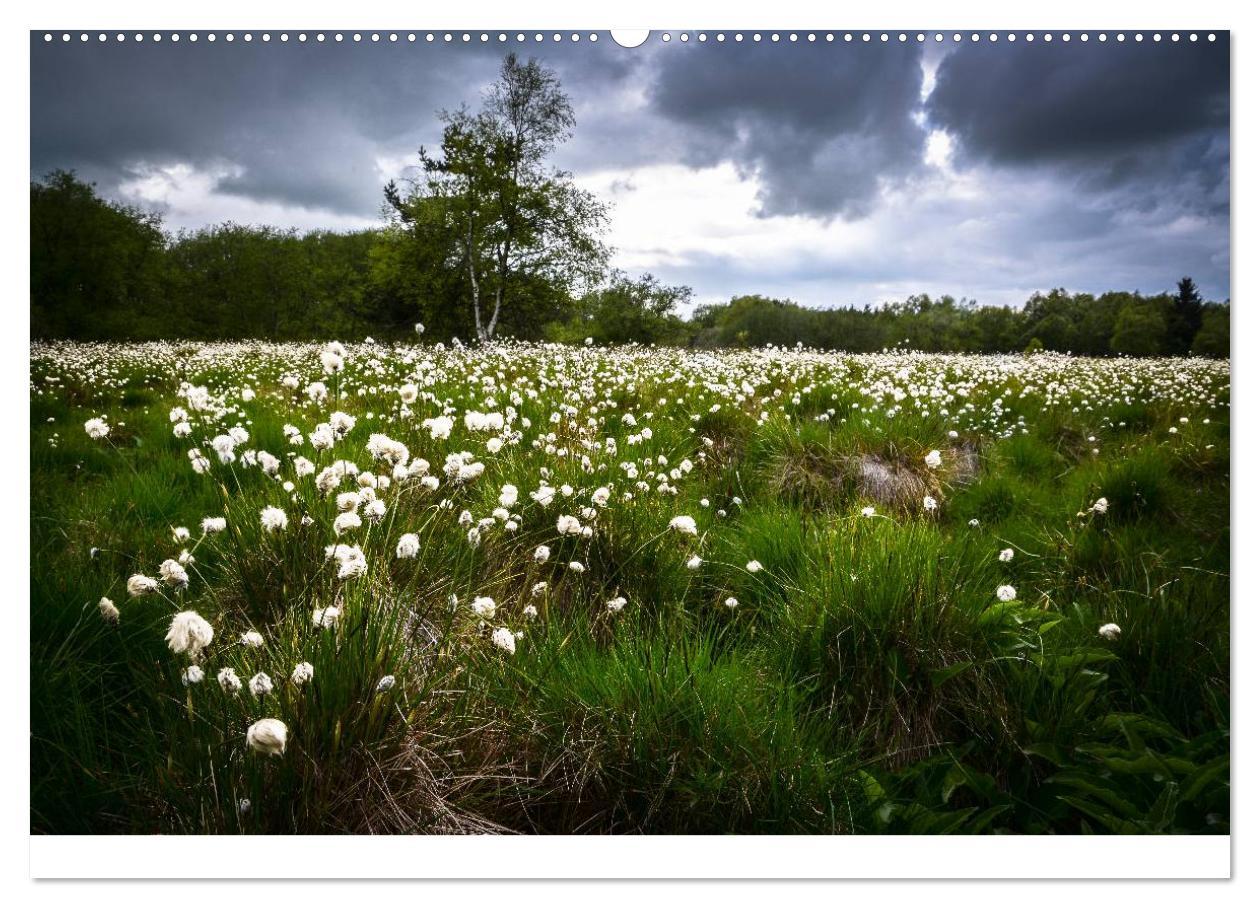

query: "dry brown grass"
xmin=768 ymin=438 xmax=980 ymax=513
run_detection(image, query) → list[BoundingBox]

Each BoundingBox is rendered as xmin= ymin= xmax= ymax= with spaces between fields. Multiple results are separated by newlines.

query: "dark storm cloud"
xmin=927 ymin=38 xmax=1229 ymax=216
xmin=647 ymin=39 xmax=927 ymax=218
xmin=29 ymin=34 xmax=641 ymax=217
xmin=40 ymin=34 xmax=930 ymax=222
xmin=928 ymin=38 xmax=1228 ymax=165
xmin=29 ymin=32 xmax=1230 ymax=305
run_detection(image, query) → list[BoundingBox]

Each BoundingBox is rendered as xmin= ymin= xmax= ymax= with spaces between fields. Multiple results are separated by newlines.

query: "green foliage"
xmin=165 ymin=224 xmax=381 ymax=339
xmin=688 ymin=288 xmax=1227 ymax=358
xmin=863 ymin=718 xmax=1228 ymax=834
xmin=951 ymin=473 xmax=1022 ymax=523
xmin=549 ymin=271 xmax=690 ymax=346
xmin=1192 ymin=305 xmax=1230 ymax=358
xmin=31 ymin=169 xmax=167 ymax=339
xmin=1111 ymin=302 xmax=1169 ymax=356
xmin=1169 ymin=277 xmax=1206 ymax=355
xmin=1092 ymin=451 xmax=1173 ymax=523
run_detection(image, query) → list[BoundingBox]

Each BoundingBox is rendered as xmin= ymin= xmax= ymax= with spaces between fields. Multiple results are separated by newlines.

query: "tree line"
xmin=689 ymin=284 xmax=1228 ymax=357
xmin=30 ymin=54 xmax=1228 ymax=358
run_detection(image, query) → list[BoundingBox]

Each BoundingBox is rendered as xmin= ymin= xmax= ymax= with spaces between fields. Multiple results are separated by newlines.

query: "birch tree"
xmin=385 ymin=54 xmax=609 ymax=341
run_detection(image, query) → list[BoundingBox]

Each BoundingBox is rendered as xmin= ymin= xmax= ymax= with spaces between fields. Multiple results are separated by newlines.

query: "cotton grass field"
xmin=30 ymin=340 xmax=1230 ymax=834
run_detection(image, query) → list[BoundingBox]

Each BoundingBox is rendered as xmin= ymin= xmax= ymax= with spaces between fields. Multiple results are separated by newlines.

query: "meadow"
xmin=30 ymin=339 xmax=1230 ymax=834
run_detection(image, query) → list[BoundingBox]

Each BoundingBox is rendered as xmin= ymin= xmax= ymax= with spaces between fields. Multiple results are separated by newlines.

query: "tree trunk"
xmin=486 ymin=236 xmax=511 ymax=341
xmin=487 ymin=286 xmax=503 ymax=340
xmin=466 ymin=221 xmax=485 ymax=341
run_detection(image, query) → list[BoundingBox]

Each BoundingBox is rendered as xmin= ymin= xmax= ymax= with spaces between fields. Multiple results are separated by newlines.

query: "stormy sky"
xmin=29 ymin=31 xmax=1231 ymax=308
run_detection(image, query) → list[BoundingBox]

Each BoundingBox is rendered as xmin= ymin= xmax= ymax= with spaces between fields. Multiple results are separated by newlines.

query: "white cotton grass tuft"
xmin=98 ymin=596 xmax=119 ymax=623
xmin=240 ymin=630 xmax=265 ymax=648
xmin=320 ymin=346 xmax=345 ymax=374
xmin=996 ymin=584 xmax=1018 ymax=602
xmin=724 ymin=596 xmax=739 ymax=609
xmin=746 ymin=560 xmax=763 ymax=573
xmin=922 ymin=495 xmax=937 ymax=512
xmin=376 ymin=675 xmax=397 ymax=693
xmin=260 ymin=506 xmax=288 ymax=532
xmin=249 ymin=672 xmax=274 ymax=697
xmin=327 ymin=544 xmax=368 ymax=579
xmin=998 ymin=548 xmax=1014 ymax=563
xmin=127 ymin=574 xmax=159 ymax=598
xmin=165 ymin=611 xmax=214 ymax=657
xmin=669 ymin=515 xmax=698 ymax=536
xmin=471 ymin=596 xmax=497 ymax=619
xmin=607 ymin=596 xmax=627 ymax=613
xmin=924 ymin=449 xmax=942 ymax=469
xmin=1098 ymin=623 xmax=1122 ymax=641
xmin=686 ymin=555 xmax=703 ymax=570
xmin=217 ymin=667 xmax=243 ymax=694
xmin=491 ymin=627 xmax=517 ymax=654
xmin=181 ymin=665 xmax=205 ymax=686
xmin=396 ymin=533 xmax=420 ymax=559
xmin=246 ymin=718 xmax=288 ymax=757
xmin=201 ymin=516 xmax=227 ymax=534
xmin=422 ymin=415 xmax=454 ymax=440
xmin=1092 ymin=497 xmax=1109 ymax=514
xmin=333 ymin=511 xmax=362 ymax=536
xmin=312 ymin=605 xmax=341 ymax=628
xmin=159 ymin=558 xmax=190 ymax=589
xmin=290 ymin=662 xmax=314 ymax=686
xmin=84 ymin=417 xmax=110 ymax=440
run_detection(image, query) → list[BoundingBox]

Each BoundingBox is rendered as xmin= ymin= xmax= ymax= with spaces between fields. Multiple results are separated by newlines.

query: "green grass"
xmin=476 ymin=617 xmax=861 ymax=833
xmin=29 ymin=342 xmax=1230 ymax=834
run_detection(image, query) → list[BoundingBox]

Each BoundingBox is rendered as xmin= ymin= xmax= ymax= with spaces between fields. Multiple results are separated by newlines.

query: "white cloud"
xmin=579 ymin=162 xmax=873 ymax=270
xmin=924 ymin=130 xmax=954 ymax=169
xmin=117 ymin=161 xmax=378 ymax=234
xmin=579 ymin=157 xmax=1225 ymax=310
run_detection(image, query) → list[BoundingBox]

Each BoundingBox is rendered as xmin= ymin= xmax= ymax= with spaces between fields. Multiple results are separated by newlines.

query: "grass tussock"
xmin=764 ymin=427 xmax=978 ymax=513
